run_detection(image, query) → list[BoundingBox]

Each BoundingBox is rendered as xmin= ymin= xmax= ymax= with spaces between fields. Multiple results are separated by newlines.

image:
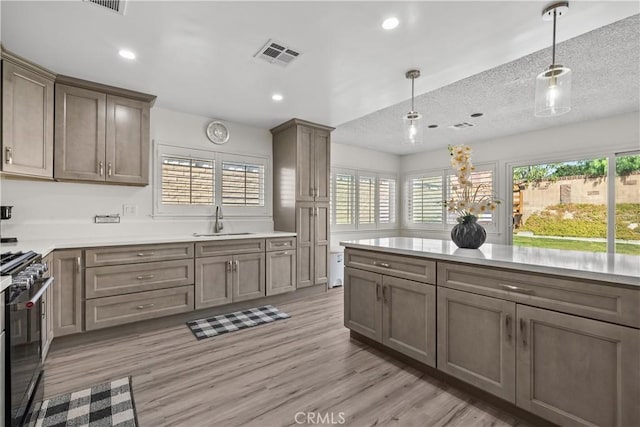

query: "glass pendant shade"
xmin=535 ymin=65 xmax=572 ymax=117
xmin=403 ymin=112 xmax=423 ymax=145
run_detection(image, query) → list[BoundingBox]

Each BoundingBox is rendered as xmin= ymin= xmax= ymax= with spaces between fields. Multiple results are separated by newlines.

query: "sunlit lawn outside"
xmin=513 ymin=236 xmax=640 ymax=255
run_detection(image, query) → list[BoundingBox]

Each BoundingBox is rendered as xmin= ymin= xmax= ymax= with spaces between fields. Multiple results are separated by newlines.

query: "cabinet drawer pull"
xmin=107 ymin=162 xmax=113 ymax=177
xmin=505 ymin=314 xmax=512 ymax=342
xmin=376 ymin=283 xmax=381 ymax=301
xmin=137 ymin=252 xmax=155 ymax=257
xmin=136 ymin=275 xmax=155 ymax=280
xmin=5 ymin=147 xmax=13 ymax=164
xmin=382 ymin=285 xmax=388 ymax=303
xmin=233 ymin=260 xmax=238 ymax=271
xmin=274 ymin=251 xmax=289 ymax=256
xmin=373 ymin=261 xmax=391 ymax=268
xmin=99 ymin=161 xmax=104 ymax=176
xmin=137 ymin=303 xmax=155 ymax=310
xmin=77 ymin=256 xmax=81 ymax=273
xmin=272 ymin=242 xmax=288 ymax=247
xmin=500 ymin=284 xmax=534 ymax=294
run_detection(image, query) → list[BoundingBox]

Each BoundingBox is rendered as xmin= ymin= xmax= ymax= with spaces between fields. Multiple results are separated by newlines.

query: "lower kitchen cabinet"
xmin=516 ymin=305 xmax=640 ymax=427
xmin=86 ymin=286 xmax=194 ymax=331
xmin=344 ymin=267 xmax=436 ymax=366
xmin=437 ymin=287 xmax=516 ymax=402
xmin=41 ymin=281 xmax=54 ymax=360
xmin=196 ymin=252 xmax=266 ymax=308
xmin=232 ymin=253 xmax=265 ymax=302
xmin=382 ymin=275 xmax=436 ymax=366
xmin=266 ymin=249 xmax=296 ymax=296
xmin=52 ymin=249 xmax=84 ymax=336
xmin=195 ymin=256 xmax=233 ymax=309
xmin=344 ymin=267 xmax=381 ymax=341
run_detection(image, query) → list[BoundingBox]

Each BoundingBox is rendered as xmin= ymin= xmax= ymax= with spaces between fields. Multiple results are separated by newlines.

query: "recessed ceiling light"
xmin=428 ymin=124 xmax=438 ymax=129
xmin=272 ymin=94 xmax=283 ymax=101
xmin=118 ymin=49 xmax=136 ymax=60
xmin=382 ymin=17 xmax=399 ymax=30
xmin=470 ymin=112 xmax=484 ymax=118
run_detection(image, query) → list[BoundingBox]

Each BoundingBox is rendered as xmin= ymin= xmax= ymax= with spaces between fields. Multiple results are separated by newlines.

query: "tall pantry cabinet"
xmin=271 ymin=119 xmax=334 ymax=289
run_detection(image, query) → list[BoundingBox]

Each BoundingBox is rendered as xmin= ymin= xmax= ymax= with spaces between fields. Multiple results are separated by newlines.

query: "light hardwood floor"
xmin=43 ymin=288 xmax=529 ymax=427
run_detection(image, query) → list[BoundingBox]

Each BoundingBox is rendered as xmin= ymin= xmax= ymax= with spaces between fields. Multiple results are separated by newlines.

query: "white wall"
xmin=0 ymin=107 xmax=274 ymax=240
xmin=330 ymin=143 xmax=402 ymax=249
xmin=400 ymin=111 xmax=640 ymax=244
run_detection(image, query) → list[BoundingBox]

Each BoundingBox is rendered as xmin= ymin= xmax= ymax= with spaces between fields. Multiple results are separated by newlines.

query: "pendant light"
xmin=403 ymin=69 xmax=423 ymax=144
xmin=535 ymin=2 xmax=572 ymax=117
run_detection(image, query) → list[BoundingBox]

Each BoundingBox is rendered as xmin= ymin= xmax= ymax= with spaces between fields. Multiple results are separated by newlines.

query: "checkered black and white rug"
xmin=28 ymin=377 xmax=137 ymax=427
xmin=187 ymin=305 xmax=291 ymax=340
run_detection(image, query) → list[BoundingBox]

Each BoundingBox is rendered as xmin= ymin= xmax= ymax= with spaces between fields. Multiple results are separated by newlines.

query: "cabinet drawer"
xmin=196 ymin=239 xmax=265 ymax=257
xmin=85 ymin=259 xmax=194 ymax=299
xmin=438 ymin=262 xmax=640 ymax=328
xmin=345 ymin=248 xmax=436 ymax=284
xmin=85 ymin=286 xmax=194 ymax=331
xmin=266 ymin=237 xmax=296 ymax=251
xmin=86 ymin=243 xmax=194 ymax=267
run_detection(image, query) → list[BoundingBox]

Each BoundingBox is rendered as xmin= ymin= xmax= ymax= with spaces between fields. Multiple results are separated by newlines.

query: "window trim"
xmin=403 ymin=162 xmax=498 ymax=232
xmin=153 ymin=143 xmax=271 ymax=218
xmin=331 ymin=167 xmax=399 ymax=231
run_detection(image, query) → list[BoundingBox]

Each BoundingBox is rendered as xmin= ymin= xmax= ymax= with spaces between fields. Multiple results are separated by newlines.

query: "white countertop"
xmin=340 ymin=237 xmax=640 ymax=287
xmin=0 ymin=231 xmax=297 ymax=258
xmin=1 ymin=275 xmax=11 ymax=293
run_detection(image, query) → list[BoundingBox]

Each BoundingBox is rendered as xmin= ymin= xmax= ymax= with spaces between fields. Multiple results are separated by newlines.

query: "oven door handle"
xmin=25 ymin=277 xmax=55 ymax=309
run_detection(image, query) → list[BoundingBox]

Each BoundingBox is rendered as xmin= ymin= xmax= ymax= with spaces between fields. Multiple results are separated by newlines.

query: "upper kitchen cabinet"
xmin=271 ymin=119 xmax=333 ymax=203
xmin=1 ymin=49 xmax=55 ymax=179
xmin=54 ymin=75 xmax=155 ymax=186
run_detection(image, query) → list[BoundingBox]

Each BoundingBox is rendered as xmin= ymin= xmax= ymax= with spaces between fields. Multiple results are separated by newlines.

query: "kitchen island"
xmin=341 ymin=237 xmax=639 ymax=427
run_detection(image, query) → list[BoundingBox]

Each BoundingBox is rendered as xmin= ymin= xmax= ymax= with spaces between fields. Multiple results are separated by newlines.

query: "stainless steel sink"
xmin=192 ymin=232 xmax=254 ymax=237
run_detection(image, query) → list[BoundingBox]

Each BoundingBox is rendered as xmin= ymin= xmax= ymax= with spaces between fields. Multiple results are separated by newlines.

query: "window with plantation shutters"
xmin=447 ymin=170 xmax=494 ymax=224
xmin=358 ymin=175 xmax=376 ymax=225
xmin=407 ymin=174 xmax=443 ymax=224
xmin=221 ymin=161 xmax=265 ymax=207
xmin=333 ymin=172 xmax=356 ymax=226
xmin=378 ymin=177 xmax=396 ymax=224
xmin=161 ymin=156 xmax=214 ymax=206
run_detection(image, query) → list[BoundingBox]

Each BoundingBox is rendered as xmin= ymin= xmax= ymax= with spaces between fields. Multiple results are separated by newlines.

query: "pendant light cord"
xmin=552 ymin=9 xmax=557 ymax=65
xmin=411 ymin=76 xmax=415 ymax=111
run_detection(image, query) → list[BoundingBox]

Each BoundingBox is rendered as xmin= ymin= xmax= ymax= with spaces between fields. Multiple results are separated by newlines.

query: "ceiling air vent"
xmin=84 ymin=0 xmax=127 ymax=15
xmin=449 ymin=122 xmax=475 ymax=130
xmin=254 ymin=39 xmax=301 ymax=67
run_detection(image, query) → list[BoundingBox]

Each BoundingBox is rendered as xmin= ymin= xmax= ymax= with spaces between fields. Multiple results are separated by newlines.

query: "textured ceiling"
xmin=1 ymin=1 xmax=638 ymax=131
xmin=333 ymin=14 xmax=640 ymax=155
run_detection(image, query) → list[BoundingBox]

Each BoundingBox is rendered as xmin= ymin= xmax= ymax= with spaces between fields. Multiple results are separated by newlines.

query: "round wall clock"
xmin=206 ymin=121 xmax=230 ymax=144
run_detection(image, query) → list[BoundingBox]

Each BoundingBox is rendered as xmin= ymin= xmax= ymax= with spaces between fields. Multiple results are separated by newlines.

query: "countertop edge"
xmin=340 ymin=241 xmax=639 ymax=288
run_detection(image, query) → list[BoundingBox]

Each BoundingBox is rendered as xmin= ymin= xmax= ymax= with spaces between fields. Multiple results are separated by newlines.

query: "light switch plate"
xmin=123 ymin=204 xmax=137 ymax=216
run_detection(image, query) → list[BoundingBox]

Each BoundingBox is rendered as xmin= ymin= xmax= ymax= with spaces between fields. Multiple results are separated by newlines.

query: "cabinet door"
xmin=195 ymin=256 xmax=232 ymax=309
xmin=0 ymin=331 xmax=4 ymax=426
xmin=314 ymin=203 xmax=330 ymax=286
xmin=296 ymin=203 xmax=314 ymax=288
xmin=313 ymin=129 xmax=330 ymax=202
xmin=344 ymin=267 xmax=382 ymax=342
xmin=382 ymin=276 xmax=436 ymax=366
xmin=2 ymin=61 xmax=54 ymax=178
xmin=517 ymin=305 xmax=640 ymax=427
xmin=266 ymin=250 xmax=296 ymax=296
xmin=52 ymin=249 xmax=84 ymax=336
xmin=54 ymin=84 xmax=106 ymax=182
xmin=437 ymin=287 xmax=516 ymax=402
xmin=232 ymin=253 xmax=266 ymax=302
xmin=105 ymin=95 xmax=150 ymax=185
xmin=296 ymin=125 xmax=315 ymax=201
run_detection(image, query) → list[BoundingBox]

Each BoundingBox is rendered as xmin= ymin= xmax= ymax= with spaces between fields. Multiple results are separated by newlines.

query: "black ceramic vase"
xmin=451 ymin=215 xmax=486 ymax=249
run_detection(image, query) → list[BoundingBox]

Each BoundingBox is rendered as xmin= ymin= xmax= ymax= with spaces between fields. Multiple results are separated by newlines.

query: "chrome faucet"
xmin=214 ymin=205 xmax=224 ymax=233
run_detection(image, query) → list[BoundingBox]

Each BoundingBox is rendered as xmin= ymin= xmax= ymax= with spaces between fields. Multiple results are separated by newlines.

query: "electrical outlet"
xmin=123 ymin=204 xmax=137 ymax=216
